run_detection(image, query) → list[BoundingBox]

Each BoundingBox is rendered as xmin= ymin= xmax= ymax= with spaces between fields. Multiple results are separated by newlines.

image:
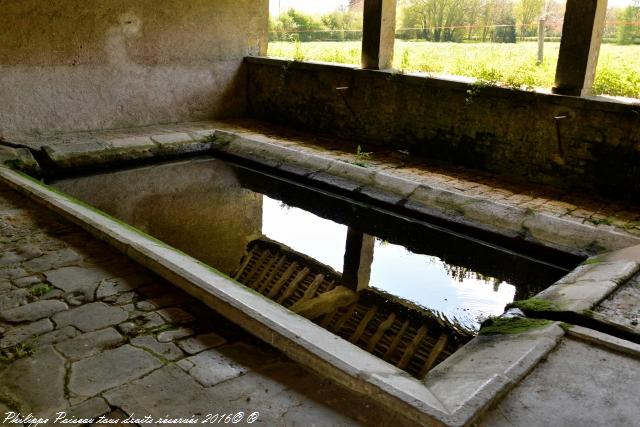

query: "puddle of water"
xmin=51 ymin=157 xmax=576 ymax=330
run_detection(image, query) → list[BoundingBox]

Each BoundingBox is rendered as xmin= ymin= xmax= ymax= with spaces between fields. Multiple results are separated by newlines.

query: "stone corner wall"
xmin=245 ymin=57 xmax=640 ymax=203
xmin=0 ymin=0 xmax=269 ymax=140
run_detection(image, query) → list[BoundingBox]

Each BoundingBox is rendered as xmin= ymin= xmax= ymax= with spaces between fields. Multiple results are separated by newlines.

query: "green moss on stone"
xmin=559 ymin=322 xmax=574 ymax=332
xmin=509 ymin=298 xmax=559 ymax=313
xmin=581 ymin=256 xmax=603 ymax=265
xmin=149 ymin=324 xmax=175 ymax=334
xmin=201 ymin=133 xmax=217 ymax=144
xmin=589 ymin=217 xmax=612 ymax=226
xmin=29 ymin=283 xmax=54 ymax=297
xmin=479 ymin=317 xmax=552 ymax=335
xmin=0 ymin=342 xmax=34 ymax=362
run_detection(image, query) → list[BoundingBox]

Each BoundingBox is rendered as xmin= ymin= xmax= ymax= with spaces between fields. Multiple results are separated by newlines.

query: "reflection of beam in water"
xmin=342 ymin=228 xmax=375 ymax=291
xmin=233 ymin=237 xmax=474 ymax=379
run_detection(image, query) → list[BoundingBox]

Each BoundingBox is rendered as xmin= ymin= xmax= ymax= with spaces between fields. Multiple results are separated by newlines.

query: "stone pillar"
xmin=361 ymin=0 xmax=397 ymax=70
xmin=342 ymin=228 xmax=375 ymax=291
xmin=552 ymin=0 xmax=608 ymax=96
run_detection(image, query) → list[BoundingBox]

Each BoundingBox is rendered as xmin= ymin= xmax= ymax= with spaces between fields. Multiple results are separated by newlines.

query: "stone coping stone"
xmin=39 ymin=132 xmax=214 ymax=169
xmin=0 ymin=165 xmax=574 ymax=427
xmin=208 ymin=130 xmax=640 ymax=257
xmin=0 ymin=145 xmax=40 ymax=175
xmin=566 ymin=324 xmax=640 ymax=357
xmin=529 ymin=254 xmax=640 ymax=313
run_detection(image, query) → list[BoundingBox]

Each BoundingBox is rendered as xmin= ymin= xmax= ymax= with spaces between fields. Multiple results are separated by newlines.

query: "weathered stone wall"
xmin=0 ymin=0 xmax=268 ymax=140
xmin=246 ymin=58 xmax=640 ymax=202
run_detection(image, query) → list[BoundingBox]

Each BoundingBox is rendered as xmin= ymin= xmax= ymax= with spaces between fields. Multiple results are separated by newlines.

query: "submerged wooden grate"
xmin=234 ymin=238 xmax=473 ymax=379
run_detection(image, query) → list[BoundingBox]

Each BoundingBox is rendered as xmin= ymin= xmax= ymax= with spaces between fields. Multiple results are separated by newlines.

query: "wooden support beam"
xmin=552 ymin=0 xmax=608 ymax=96
xmin=361 ymin=0 xmax=397 ymax=69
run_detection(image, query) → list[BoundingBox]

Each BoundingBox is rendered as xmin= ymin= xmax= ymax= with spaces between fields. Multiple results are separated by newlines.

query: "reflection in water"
xmin=53 ymin=159 xmax=263 ymax=276
xmin=370 ymin=241 xmax=515 ymax=328
xmin=262 ymin=197 xmax=347 ymax=273
xmin=52 ymin=158 xmax=569 ymax=331
xmin=261 ymin=197 xmax=515 ymax=329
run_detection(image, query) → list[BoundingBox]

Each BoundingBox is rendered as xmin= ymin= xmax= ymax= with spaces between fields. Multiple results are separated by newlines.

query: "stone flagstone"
xmin=32 ymin=326 xmax=79 ymax=347
xmin=95 ymin=273 xmax=153 ymax=299
xmin=52 ymin=302 xmax=128 ymax=332
xmin=55 ymin=328 xmax=124 ymax=360
xmin=0 ymin=280 xmax=12 ymax=293
xmin=45 ymin=265 xmax=114 ymax=295
xmin=157 ymin=327 xmax=194 ymax=343
xmin=177 ymin=332 xmax=227 ymax=355
xmin=0 ymin=288 xmax=35 ymax=310
xmin=130 ymin=335 xmax=183 ymax=361
xmin=182 ymin=348 xmax=248 ymax=387
xmin=157 ymin=307 xmax=195 ymax=324
xmin=0 ymin=318 xmax=53 ymax=348
xmin=68 ymin=345 xmax=162 ymax=397
xmin=13 ymin=275 xmax=42 ymax=288
xmin=23 ymin=248 xmax=82 ymax=272
xmin=45 ymin=397 xmax=111 ymax=427
xmin=104 ymin=364 xmax=217 ymax=421
xmin=0 ymin=300 xmax=68 ymax=323
xmin=0 ymin=346 xmax=67 ymax=415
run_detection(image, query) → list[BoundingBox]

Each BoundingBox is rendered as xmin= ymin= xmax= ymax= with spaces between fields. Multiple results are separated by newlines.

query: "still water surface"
xmin=53 ymin=158 xmax=575 ymax=330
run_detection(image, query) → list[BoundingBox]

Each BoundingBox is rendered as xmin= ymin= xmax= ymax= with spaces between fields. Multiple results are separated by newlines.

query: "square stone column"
xmin=361 ymin=0 xmax=397 ymax=70
xmin=552 ymin=0 xmax=608 ymax=96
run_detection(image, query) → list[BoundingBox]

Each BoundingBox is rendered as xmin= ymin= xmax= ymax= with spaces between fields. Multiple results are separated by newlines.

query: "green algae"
xmin=479 ymin=317 xmax=552 ymax=335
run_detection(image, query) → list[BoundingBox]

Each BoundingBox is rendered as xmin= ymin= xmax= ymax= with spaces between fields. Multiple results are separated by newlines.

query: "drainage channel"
xmin=46 ymin=156 xmax=583 ymax=379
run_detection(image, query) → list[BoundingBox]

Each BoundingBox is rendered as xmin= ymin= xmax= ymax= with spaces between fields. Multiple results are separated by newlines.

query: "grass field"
xmin=268 ymin=41 xmax=640 ymax=99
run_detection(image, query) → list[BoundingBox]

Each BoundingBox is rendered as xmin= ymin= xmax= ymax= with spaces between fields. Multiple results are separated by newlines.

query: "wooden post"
xmin=342 ymin=228 xmax=375 ymax=291
xmin=552 ymin=0 xmax=608 ymax=96
xmin=361 ymin=0 xmax=397 ymax=69
xmin=537 ymin=17 xmax=545 ymax=65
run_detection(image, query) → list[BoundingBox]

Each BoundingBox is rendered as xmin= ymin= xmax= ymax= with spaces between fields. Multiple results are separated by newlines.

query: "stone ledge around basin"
xmin=10 ymin=124 xmax=640 ymax=257
xmin=0 ymin=165 xmax=569 ymax=427
xmin=0 ymin=144 xmax=40 ymax=175
xmin=508 ymin=246 xmax=640 ymax=343
xmin=39 ymin=130 xmax=215 ymax=169
xmin=534 ymin=257 xmax=640 ymax=313
xmin=209 ymin=130 xmax=640 ymax=257
xmin=566 ymin=325 xmax=640 ymax=357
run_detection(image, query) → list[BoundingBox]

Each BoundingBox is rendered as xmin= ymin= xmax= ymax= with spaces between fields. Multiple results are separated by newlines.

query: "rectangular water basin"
xmin=50 ymin=157 xmax=582 ymax=378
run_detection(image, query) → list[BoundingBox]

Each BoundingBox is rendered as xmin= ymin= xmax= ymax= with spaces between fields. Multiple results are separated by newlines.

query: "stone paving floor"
xmin=0 ymin=182 xmax=412 ymax=426
xmin=478 ymin=333 xmax=640 ymax=427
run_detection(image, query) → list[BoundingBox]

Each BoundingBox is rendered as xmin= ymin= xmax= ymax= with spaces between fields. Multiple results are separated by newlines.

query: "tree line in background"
xmin=269 ymin=0 xmax=640 ymax=44
xmin=615 ymin=0 xmax=640 ymax=44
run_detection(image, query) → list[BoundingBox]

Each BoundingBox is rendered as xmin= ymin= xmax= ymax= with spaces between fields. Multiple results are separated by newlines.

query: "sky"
xmin=269 ymin=0 xmax=635 ymax=16
xmin=269 ymin=0 xmax=348 ymax=16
